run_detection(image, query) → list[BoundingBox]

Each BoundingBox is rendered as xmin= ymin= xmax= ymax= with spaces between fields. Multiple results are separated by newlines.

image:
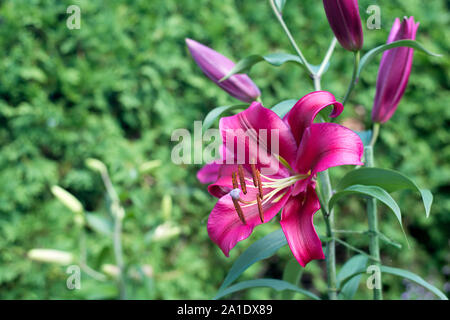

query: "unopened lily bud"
xmin=152 ymin=222 xmax=181 ymax=242
xmin=186 ymin=38 xmax=261 ymax=103
xmin=28 ymin=249 xmax=73 ymax=265
xmin=162 ymin=195 xmax=172 ymax=220
xmin=51 ymin=185 xmax=83 ymax=215
xmin=323 ymin=0 xmax=364 ymax=52
xmin=141 ymin=264 xmax=154 ymax=278
xmin=372 ymin=17 xmax=419 ymax=123
xmin=85 ymin=158 xmax=107 ymax=174
xmin=139 ymin=160 xmax=161 ymax=174
xmin=101 ymin=264 xmax=120 ymax=278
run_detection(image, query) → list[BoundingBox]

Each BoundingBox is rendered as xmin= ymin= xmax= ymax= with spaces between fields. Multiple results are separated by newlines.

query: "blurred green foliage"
xmin=0 ymin=0 xmax=448 ymax=299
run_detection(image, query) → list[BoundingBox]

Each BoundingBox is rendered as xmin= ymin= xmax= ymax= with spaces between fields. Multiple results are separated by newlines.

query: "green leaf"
xmin=214 ymin=279 xmax=320 ymax=300
xmin=381 ymin=266 xmax=448 ymax=300
xmin=281 ymin=258 xmax=304 ymax=300
xmin=357 ymin=39 xmax=442 ymax=80
xmin=220 ymin=53 xmax=304 ymax=82
xmin=86 ymin=213 xmax=113 ymax=236
xmin=329 ymin=185 xmax=405 ymax=236
xmin=337 ymin=255 xmax=368 ymax=300
xmin=337 ymin=168 xmax=433 ymax=217
xmin=354 ymin=130 xmax=372 ymax=147
xmin=271 ymin=99 xmax=297 ymax=118
xmin=218 ymin=229 xmax=287 ymax=291
xmin=329 ymin=185 xmax=402 ymax=224
xmin=274 ymin=0 xmax=286 ymax=13
xmin=202 ymin=104 xmax=247 ymax=131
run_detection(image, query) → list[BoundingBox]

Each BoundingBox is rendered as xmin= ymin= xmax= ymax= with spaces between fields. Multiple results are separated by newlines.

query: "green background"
xmin=0 ymin=0 xmax=448 ymax=299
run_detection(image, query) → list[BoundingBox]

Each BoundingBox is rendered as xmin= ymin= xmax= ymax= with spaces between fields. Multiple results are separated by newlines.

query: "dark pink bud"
xmin=185 ymin=38 xmax=261 ymax=103
xmin=323 ymin=0 xmax=364 ymax=51
xmin=372 ymin=17 xmax=420 ymax=123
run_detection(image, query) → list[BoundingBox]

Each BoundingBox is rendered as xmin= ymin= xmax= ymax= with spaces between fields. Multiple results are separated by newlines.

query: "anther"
xmin=256 ymin=195 xmax=264 ymax=223
xmin=230 ymin=194 xmax=247 ymax=224
xmin=232 ymin=172 xmax=239 ymax=189
xmin=237 ymin=165 xmax=247 ymax=194
xmin=255 ymin=170 xmax=263 ymax=199
xmin=250 ymin=163 xmax=258 ymax=187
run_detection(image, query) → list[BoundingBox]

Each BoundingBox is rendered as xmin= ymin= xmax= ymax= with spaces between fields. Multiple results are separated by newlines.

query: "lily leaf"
xmin=281 ymin=258 xmax=304 ymax=300
xmin=271 ymin=99 xmax=297 ymax=118
xmin=218 ymin=229 xmax=287 ymax=291
xmin=86 ymin=213 xmax=113 ymax=236
xmin=214 ymin=279 xmax=320 ymax=300
xmin=354 ymin=130 xmax=372 ymax=147
xmin=381 ymin=266 xmax=448 ymax=300
xmin=330 ymin=185 xmax=401 ymax=225
xmin=202 ymin=104 xmax=247 ymax=131
xmin=329 ymin=185 xmax=406 ymax=238
xmin=337 ymin=168 xmax=433 ymax=217
xmin=274 ymin=0 xmax=286 ymax=13
xmin=357 ymin=39 xmax=442 ymax=80
xmin=220 ymin=53 xmax=304 ymax=82
xmin=337 ymin=255 xmax=368 ymax=300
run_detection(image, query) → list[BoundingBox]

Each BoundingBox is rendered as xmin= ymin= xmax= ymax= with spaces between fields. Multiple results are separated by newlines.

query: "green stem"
xmin=311 ymin=72 xmax=337 ymax=300
xmin=364 ymin=145 xmax=383 ymax=299
xmin=270 ymin=0 xmax=338 ymax=298
xmin=101 ymin=170 xmax=127 ymax=300
xmin=269 ymin=0 xmax=314 ymax=75
xmin=342 ymin=51 xmax=360 ymax=105
xmin=369 ymin=122 xmax=380 ymax=147
xmin=317 ymin=37 xmax=338 ymax=78
xmin=317 ymin=171 xmax=338 ymax=300
xmin=79 ymin=228 xmax=107 ymax=282
xmin=334 ymin=238 xmax=379 ymax=261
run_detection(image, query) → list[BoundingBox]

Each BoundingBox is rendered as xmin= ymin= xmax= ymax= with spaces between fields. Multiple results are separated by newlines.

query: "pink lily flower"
xmin=199 ymin=91 xmax=364 ymax=267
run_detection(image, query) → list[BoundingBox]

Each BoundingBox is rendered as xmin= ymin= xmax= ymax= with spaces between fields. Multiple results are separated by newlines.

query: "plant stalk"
xmin=270 ymin=0 xmax=338 ymax=299
xmin=342 ymin=50 xmax=361 ymax=105
xmin=269 ymin=0 xmax=314 ymax=75
xmin=364 ymin=145 xmax=383 ymax=299
xmin=101 ymin=170 xmax=127 ymax=300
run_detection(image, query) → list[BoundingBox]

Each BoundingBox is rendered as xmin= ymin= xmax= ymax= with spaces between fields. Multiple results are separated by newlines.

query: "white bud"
xmin=85 ymin=158 xmax=107 ymax=174
xmin=139 ymin=160 xmax=161 ymax=173
xmin=162 ymin=195 xmax=172 ymax=220
xmin=28 ymin=249 xmax=73 ymax=265
xmin=101 ymin=264 xmax=120 ymax=278
xmin=51 ymin=185 xmax=83 ymax=214
xmin=152 ymin=222 xmax=181 ymax=242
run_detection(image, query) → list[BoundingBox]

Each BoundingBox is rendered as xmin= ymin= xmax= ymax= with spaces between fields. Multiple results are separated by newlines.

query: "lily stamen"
xmin=230 ymin=188 xmax=246 ymax=224
xmin=237 ymin=165 xmax=247 ymax=194
xmin=232 ymin=172 xmax=239 ymax=189
xmin=250 ymin=163 xmax=258 ymax=187
xmin=256 ymin=195 xmax=264 ymax=223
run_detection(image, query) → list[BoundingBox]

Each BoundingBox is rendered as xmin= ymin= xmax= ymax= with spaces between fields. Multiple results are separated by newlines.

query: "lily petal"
xmin=280 ymin=184 xmax=324 ymax=267
xmin=284 ymin=91 xmax=343 ymax=145
xmin=295 ymin=123 xmax=364 ymax=175
xmin=207 ymin=185 xmax=291 ymax=257
xmin=197 ymin=161 xmax=222 ymax=184
xmin=207 ymin=164 xmax=243 ymax=198
xmin=220 ymin=102 xmax=298 ymax=175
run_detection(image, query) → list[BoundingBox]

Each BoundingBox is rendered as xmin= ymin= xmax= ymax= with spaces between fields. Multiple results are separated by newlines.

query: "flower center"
xmin=229 ymin=164 xmax=310 ymax=224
